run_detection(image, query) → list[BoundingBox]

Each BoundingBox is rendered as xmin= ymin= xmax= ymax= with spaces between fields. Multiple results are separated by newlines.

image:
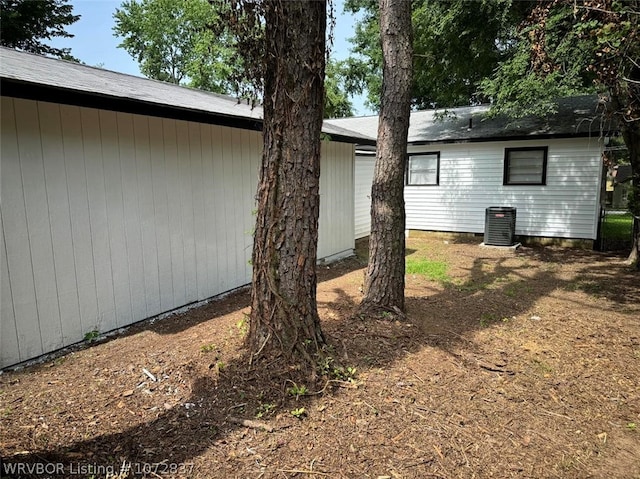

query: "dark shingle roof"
xmin=0 ymin=47 xmax=374 ymax=144
xmin=326 ymin=95 xmax=610 ymax=145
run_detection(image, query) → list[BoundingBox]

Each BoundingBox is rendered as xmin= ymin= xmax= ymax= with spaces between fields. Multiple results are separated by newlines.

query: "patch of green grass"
xmin=406 ymin=257 xmax=450 ymax=282
xmin=602 ymin=212 xmax=633 ymax=241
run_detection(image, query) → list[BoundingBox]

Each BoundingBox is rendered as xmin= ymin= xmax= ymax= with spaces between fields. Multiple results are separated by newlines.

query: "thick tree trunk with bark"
xmin=248 ymin=0 xmax=327 ymax=364
xmin=360 ymin=0 xmax=413 ymax=315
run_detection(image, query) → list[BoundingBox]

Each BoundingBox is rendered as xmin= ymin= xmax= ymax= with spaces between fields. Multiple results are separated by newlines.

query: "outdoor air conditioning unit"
xmin=484 ymin=207 xmax=517 ymax=246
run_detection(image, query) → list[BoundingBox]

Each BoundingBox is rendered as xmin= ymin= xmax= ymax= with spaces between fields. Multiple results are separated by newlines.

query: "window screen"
xmin=504 ymin=147 xmax=548 ymax=185
xmin=407 ymin=153 xmax=439 ymax=185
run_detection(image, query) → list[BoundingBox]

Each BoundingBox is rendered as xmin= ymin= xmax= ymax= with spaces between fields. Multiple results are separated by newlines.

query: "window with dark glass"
xmin=504 ymin=147 xmax=548 ymax=185
xmin=407 ymin=152 xmax=440 ymax=185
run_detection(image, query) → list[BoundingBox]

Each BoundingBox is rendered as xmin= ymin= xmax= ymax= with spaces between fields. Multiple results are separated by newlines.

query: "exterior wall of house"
xmin=354 ymin=154 xmax=375 ymax=239
xmin=0 ymin=97 xmax=355 ymax=368
xmin=354 ymin=138 xmax=603 ymax=240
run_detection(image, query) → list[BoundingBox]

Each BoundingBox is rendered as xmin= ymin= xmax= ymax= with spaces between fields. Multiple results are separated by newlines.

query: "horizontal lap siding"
xmin=405 ymin=139 xmax=602 ymax=240
xmin=1 ymin=97 xmax=354 ymax=368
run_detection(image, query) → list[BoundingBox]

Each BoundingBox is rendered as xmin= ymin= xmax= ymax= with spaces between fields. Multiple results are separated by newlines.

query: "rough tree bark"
xmin=360 ymin=0 xmax=413 ymax=315
xmin=248 ymin=0 xmax=327 ymax=365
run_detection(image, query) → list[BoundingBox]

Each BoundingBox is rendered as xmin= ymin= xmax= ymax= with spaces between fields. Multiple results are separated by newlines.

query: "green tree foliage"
xmin=0 ymin=0 xmax=79 ymax=59
xmin=113 ymin=0 xmax=237 ymax=93
xmin=114 ymin=0 xmax=352 ymax=117
xmin=480 ymin=1 xmax=598 ymax=117
xmin=325 ymin=58 xmax=354 ymax=118
xmin=343 ymin=0 xmax=531 ymax=110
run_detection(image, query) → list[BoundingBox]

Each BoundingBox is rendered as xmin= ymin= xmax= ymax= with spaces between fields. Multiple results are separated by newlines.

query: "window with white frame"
xmin=504 ymin=147 xmax=548 ymax=185
xmin=407 ymin=152 xmax=440 ymax=185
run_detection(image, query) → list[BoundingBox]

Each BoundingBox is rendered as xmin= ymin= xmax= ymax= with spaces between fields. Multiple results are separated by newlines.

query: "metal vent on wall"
xmin=484 ymin=207 xmax=517 ymax=246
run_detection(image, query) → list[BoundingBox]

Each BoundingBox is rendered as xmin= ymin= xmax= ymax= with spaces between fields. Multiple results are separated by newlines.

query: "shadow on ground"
xmin=4 ymin=239 xmax=638 ymax=478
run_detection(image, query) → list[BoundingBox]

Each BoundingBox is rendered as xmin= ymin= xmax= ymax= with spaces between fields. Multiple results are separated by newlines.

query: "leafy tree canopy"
xmin=0 ymin=0 xmax=79 ymax=60
xmin=325 ymin=58 xmax=354 ymax=118
xmin=342 ymin=0 xmax=533 ymax=111
xmin=113 ymin=0 xmax=237 ymax=93
xmin=114 ymin=0 xmax=352 ymax=117
xmin=480 ymin=1 xmax=601 ymax=118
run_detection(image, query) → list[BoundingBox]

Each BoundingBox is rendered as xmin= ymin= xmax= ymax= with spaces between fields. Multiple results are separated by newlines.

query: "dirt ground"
xmin=1 ymin=235 xmax=639 ymax=479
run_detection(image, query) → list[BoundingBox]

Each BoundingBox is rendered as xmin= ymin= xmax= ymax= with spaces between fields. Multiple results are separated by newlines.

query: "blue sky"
xmin=49 ymin=0 xmax=373 ymax=115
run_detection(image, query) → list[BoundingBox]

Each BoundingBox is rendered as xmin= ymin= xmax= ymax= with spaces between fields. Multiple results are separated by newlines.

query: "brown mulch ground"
xmin=1 ymin=235 xmax=639 ymax=479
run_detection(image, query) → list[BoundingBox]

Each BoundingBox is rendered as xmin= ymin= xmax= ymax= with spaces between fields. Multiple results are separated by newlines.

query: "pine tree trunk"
xmin=360 ymin=0 xmax=413 ymax=315
xmin=248 ymin=0 xmax=327 ymax=364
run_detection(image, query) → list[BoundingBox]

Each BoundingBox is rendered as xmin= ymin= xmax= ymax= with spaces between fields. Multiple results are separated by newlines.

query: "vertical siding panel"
xmin=133 ymin=116 xmax=161 ymax=316
xmin=100 ymin=110 xmax=133 ymax=328
xmin=149 ymin=117 xmax=174 ymax=312
xmin=211 ymin=126 xmax=228 ymax=293
xmin=176 ymin=121 xmax=197 ymax=303
xmin=200 ymin=124 xmax=218 ymax=296
xmin=1 ymin=98 xmax=42 ymax=362
xmin=189 ymin=122 xmax=208 ymax=300
xmin=163 ymin=119 xmax=186 ymax=307
xmin=81 ymin=107 xmax=117 ymax=332
xmin=230 ymin=128 xmax=244 ymax=285
xmin=39 ymin=102 xmax=83 ymax=344
xmin=240 ymin=129 xmax=253 ymax=282
xmin=343 ymin=143 xmax=355 ymax=248
xmin=356 ymin=155 xmax=375 ymax=239
xmin=116 ymin=112 xmax=146 ymax=321
xmin=60 ymin=104 xmax=99 ymax=334
xmin=15 ymin=100 xmax=63 ymax=353
xmin=218 ymin=126 xmax=235 ymax=291
xmin=1 ymin=208 xmax=20 ymax=367
xmin=317 ymin=142 xmax=326 ymax=258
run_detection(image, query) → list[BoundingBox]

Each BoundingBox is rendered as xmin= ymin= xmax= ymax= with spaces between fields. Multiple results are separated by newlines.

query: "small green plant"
xmin=332 ymin=365 xmax=358 ymax=382
xmin=200 ymin=343 xmax=217 ymax=353
xmin=255 ymin=402 xmax=276 ymax=419
xmin=84 ymin=330 xmax=100 ymax=342
xmin=626 ymin=422 xmax=637 ymax=431
xmin=236 ymin=315 xmax=249 ymax=336
xmin=290 ymin=407 xmax=306 ymax=419
xmin=287 ymin=384 xmax=308 ymax=399
xmin=215 ymin=361 xmax=226 ymax=372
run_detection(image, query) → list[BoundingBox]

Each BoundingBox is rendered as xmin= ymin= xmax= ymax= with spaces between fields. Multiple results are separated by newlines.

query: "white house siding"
xmin=0 ymin=97 xmax=355 ymax=368
xmin=354 ymin=154 xmax=375 ymax=239
xmin=318 ymin=140 xmax=355 ymax=260
xmin=405 ymin=138 xmax=603 ymax=239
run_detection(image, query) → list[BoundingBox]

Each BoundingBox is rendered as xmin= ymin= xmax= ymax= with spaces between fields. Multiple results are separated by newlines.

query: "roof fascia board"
xmin=1 ymin=78 xmax=264 ymax=132
xmin=1 ymin=78 xmax=374 ymax=145
xmin=408 ymin=132 xmax=609 ymax=145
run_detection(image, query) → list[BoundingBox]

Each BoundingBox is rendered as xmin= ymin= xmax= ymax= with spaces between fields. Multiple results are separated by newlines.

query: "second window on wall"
xmin=407 ymin=152 xmax=440 ymax=185
xmin=504 ymin=147 xmax=548 ymax=185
